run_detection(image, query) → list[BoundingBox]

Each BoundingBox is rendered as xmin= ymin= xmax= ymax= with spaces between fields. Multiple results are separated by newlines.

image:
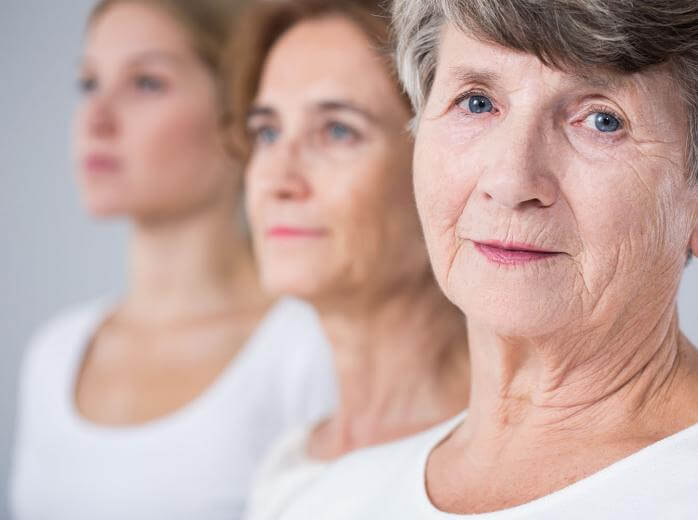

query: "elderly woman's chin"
xmin=445 ymin=251 xmax=581 ymax=337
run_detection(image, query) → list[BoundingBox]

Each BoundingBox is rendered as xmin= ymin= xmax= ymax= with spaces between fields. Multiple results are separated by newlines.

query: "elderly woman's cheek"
xmin=414 ymin=125 xmax=476 ymax=279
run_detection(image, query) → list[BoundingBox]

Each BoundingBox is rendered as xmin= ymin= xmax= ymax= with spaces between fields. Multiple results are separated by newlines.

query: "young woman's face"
xmin=245 ymin=16 xmax=428 ymax=301
xmin=74 ymin=2 xmax=236 ymax=220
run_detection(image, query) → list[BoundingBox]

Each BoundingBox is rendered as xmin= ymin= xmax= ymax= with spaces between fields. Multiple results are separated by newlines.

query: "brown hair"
xmin=88 ymin=0 xmax=248 ymax=112
xmin=223 ymin=0 xmax=407 ymax=157
xmin=393 ymin=0 xmax=698 ymax=186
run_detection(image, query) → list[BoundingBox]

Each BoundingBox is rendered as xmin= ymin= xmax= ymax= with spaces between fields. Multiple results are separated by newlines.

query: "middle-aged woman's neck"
xmin=122 ymin=202 xmax=269 ymax=325
xmin=309 ymin=273 xmax=470 ymax=459
xmin=461 ymin=301 xmax=698 ymax=452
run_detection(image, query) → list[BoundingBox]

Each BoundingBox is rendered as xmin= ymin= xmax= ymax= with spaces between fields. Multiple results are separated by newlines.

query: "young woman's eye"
xmin=134 ymin=75 xmax=165 ymax=92
xmin=583 ymin=112 xmax=622 ymax=133
xmin=325 ymin=122 xmax=358 ymax=142
xmin=457 ymin=94 xmax=494 ymax=114
xmin=78 ymin=77 xmax=97 ymax=95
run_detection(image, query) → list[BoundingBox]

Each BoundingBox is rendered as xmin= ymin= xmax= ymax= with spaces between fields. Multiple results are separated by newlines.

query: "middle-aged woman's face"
xmin=74 ymin=2 xmax=235 ymax=219
xmin=245 ymin=16 xmax=426 ymax=299
xmin=415 ymin=25 xmax=698 ymax=337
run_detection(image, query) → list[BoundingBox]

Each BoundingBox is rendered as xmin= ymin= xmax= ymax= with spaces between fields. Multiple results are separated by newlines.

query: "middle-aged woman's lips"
xmin=266 ymin=226 xmax=329 ymax=239
xmin=473 ymin=240 xmax=563 ymax=266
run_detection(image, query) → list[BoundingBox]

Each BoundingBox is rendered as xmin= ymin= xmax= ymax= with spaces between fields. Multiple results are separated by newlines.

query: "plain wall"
xmin=1 ymin=1 xmax=697 ymax=519
xmin=1 ymin=1 xmax=127 ymax=518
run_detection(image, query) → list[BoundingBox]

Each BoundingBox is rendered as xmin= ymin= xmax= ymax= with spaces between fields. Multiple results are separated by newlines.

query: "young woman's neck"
xmin=312 ymin=272 xmax=469 ymax=456
xmin=123 ymin=203 xmax=266 ymax=323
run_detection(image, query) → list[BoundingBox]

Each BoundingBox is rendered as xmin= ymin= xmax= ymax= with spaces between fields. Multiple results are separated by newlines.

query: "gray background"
xmin=1 ymin=1 xmax=697 ymax=519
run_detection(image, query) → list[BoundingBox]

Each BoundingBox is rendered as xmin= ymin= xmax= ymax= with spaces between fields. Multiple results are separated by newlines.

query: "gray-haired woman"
xmin=272 ymin=0 xmax=698 ymax=518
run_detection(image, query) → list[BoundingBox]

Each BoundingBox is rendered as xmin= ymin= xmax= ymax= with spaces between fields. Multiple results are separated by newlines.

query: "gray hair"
xmin=392 ymin=0 xmax=698 ymax=185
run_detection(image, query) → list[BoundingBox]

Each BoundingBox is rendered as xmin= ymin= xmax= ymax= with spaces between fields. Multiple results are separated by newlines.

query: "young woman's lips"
xmin=473 ymin=241 xmax=563 ymax=265
xmin=266 ymin=226 xmax=328 ymax=239
xmin=84 ymin=154 xmax=121 ymax=174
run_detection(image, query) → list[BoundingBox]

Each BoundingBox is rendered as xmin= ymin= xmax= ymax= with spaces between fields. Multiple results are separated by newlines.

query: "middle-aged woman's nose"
xmin=476 ymin=124 xmax=559 ymax=210
xmin=268 ymin=138 xmax=312 ymax=201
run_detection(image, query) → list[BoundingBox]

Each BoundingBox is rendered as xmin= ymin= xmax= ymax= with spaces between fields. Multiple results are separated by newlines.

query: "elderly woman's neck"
xmin=312 ymin=275 xmax=469 ymax=456
xmin=464 ymin=306 xmax=698 ymax=445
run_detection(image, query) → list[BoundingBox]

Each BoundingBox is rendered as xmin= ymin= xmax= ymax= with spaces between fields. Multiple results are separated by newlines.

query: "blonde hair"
xmin=89 ymin=0 xmax=247 ymax=114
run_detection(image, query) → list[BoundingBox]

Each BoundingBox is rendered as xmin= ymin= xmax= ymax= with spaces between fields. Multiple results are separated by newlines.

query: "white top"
xmin=10 ymin=297 xmax=337 ymax=520
xmin=243 ymin=425 xmax=328 ymax=520
xmin=277 ymin=412 xmax=698 ymax=520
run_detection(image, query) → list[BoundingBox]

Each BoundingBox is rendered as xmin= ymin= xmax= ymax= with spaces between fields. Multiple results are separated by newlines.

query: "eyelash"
xmin=453 ymin=89 xmax=499 ymax=114
xmin=576 ymin=104 xmax=626 ymax=130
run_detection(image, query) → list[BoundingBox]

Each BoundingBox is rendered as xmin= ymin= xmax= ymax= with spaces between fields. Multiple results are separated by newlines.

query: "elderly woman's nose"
xmin=476 ymin=131 xmax=559 ymax=210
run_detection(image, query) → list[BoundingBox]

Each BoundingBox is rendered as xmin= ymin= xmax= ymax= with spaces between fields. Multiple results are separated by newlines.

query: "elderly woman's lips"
xmin=474 ymin=241 xmax=562 ymax=265
xmin=266 ymin=227 xmax=328 ymax=238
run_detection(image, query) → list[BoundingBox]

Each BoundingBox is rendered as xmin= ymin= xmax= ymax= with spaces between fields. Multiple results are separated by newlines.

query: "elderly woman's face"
xmin=246 ymin=16 xmax=425 ymax=299
xmin=414 ymin=25 xmax=698 ymax=336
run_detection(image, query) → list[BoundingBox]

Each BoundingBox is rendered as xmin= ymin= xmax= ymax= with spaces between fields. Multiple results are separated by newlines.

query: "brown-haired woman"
xmin=224 ymin=1 xmax=470 ymax=519
xmin=10 ymin=1 xmax=334 ymax=519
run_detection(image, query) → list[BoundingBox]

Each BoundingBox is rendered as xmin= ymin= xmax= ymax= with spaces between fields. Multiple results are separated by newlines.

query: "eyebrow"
xmin=247 ymin=100 xmax=380 ymax=124
xmin=448 ymin=65 xmax=625 ymax=91
xmin=449 ymin=67 xmax=501 ymax=88
xmin=79 ymin=50 xmax=185 ymax=69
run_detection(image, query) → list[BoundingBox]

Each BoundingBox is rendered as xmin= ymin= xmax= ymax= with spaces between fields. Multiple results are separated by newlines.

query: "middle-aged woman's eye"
xmin=584 ymin=112 xmax=622 ymax=133
xmin=457 ymin=94 xmax=494 ymax=114
xmin=253 ymin=126 xmax=280 ymax=146
xmin=326 ymin=122 xmax=358 ymax=142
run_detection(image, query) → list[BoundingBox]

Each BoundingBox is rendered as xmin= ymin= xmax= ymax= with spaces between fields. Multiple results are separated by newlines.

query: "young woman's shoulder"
xmin=22 ymin=298 xmax=112 ymax=378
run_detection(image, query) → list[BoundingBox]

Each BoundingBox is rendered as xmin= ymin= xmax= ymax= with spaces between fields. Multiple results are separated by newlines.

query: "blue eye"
xmin=460 ymin=94 xmax=494 ymax=114
xmin=135 ymin=75 xmax=164 ymax=92
xmin=591 ymin=112 xmax=621 ymax=133
xmin=327 ymin=122 xmax=356 ymax=142
xmin=256 ymin=126 xmax=279 ymax=145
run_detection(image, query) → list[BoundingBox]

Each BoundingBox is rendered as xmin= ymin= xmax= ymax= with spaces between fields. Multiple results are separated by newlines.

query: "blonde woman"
xmin=10 ymin=2 xmax=334 ymax=519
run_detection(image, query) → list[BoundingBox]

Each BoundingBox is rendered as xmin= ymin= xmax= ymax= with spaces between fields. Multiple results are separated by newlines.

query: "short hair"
xmin=223 ymin=0 xmax=405 ymax=158
xmin=392 ymin=0 xmax=698 ymax=185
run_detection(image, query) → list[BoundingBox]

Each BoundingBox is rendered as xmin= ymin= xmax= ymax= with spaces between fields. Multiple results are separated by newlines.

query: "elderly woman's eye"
xmin=457 ymin=94 xmax=494 ymax=114
xmin=584 ymin=112 xmax=622 ymax=133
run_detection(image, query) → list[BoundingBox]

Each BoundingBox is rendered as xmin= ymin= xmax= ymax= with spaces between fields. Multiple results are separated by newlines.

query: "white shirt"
xmin=243 ymin=425 xmax=328 ymax=520
xmin=278 ymin=412 xmax=698 ymax=520
xmin=10 ymin=297 xmax=336 ymax=520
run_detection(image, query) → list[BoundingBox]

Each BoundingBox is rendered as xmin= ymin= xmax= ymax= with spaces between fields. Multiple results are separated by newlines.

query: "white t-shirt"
xmin=277 ymin=412 xmax=698 ymax=520
xmin=10 ymin=297 xmax=337 ymax=520
xmin=243 ymin=424 xmax=328 ymax=520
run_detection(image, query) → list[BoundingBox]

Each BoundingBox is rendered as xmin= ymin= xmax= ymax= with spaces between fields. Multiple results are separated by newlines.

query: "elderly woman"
xmin=224 ymin=0 xmax=469 ymax=518
xmin=272 ymin=0 xmax=698 ymax=518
